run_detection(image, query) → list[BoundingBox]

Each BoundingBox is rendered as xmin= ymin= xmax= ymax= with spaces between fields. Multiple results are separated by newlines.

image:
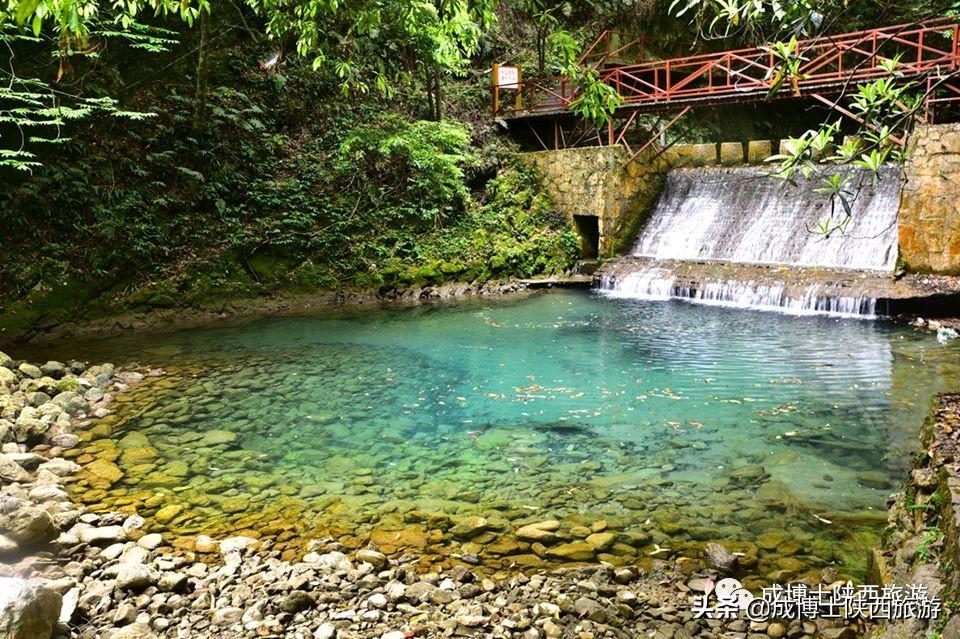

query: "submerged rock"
xmin=450 ymin=515 xmax=489 ymax=539
xmin=515 ymin=520 xmax=560 ymax=542
xmin=704 ymin=542 xmax=738 ymax=573
xmin=86 ymin=458 xmax=124 ymax=484
xmin=546 ymin=541 xmax=595 ymax=561
xmin=199 ymin=429 xmax=238 ymax=446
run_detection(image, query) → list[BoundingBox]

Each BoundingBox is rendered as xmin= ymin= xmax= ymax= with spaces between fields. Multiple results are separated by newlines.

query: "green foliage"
xmin=548 ymin=29 xmax=622 ymax=127
xmin=0 ymin=5 xmax=196 ymax=171
xmin=764 ymin=36 xmax=805 ymax=98
xmin=0 ymin=53 xmax=578 ymax=330
xmin=336 ymin=116 xmax=474 ymax=226
xmin=251 ymin=0 xmax=495 ymax=96
xmin=917 ymin=527 xmax=944 ymax=564
xmin=669 ymin=0 xmax=820 ymax=41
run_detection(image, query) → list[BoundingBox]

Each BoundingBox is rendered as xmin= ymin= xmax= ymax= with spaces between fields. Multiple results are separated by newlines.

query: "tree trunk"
xmin=426 ymin=67 xmax=435 ymax=120
xmin=192 ymin=10 xmax=210 ymax=136
xmin=433 ymin=66 xmax=442 ymax=121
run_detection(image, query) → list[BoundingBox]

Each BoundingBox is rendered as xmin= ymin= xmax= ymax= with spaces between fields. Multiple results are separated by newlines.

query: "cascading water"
xmin=598 ymin=267 xmax=878 ymax=318
xmin=598 ymin=165 xmax=901 ymax=317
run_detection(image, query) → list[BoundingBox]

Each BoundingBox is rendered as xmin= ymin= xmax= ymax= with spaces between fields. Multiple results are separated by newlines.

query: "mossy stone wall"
xmin=520 ymin=141 xmax=768 ymax=257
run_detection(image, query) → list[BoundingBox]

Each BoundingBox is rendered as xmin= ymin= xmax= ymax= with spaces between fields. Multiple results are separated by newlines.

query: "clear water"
xmin=41 ymin=291 xmax=960 ymax=582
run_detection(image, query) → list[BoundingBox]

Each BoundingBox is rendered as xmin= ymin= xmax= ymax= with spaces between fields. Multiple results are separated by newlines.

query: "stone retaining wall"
xmin=899 ymin=123 xmax=960 ymax=274
xmin=520 ymin=140 xmax=775 ymax=256
xmin=868 ymin=392 xmax=960 ymax=638
xmin=526 ymin=127 xmax=960 ymax=273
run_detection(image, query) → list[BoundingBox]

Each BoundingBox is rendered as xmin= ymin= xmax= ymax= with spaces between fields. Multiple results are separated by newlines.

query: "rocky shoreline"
xmin=0 ymin=281 xmax=534 ymax=348
xmin=0 ymin=351 xmax=880 ymax=638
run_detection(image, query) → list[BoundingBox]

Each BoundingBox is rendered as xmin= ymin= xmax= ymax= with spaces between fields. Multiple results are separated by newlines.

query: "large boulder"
xmin=0 ymin=577 xmax=62 ymax=639
xmin=0 ymin=500 xmax=59 ymax=547
xmin=0 ymin=454 xmax=32 ymax=484
xmin=12 ymin=417 xmax=48 ymax=443
xmin=0 ymin=368 xmax=17 ymax=388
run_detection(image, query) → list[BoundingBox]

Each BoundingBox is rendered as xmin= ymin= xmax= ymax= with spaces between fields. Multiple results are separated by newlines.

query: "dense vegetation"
xmin=0 ymin=0 xmax=954 ymax=335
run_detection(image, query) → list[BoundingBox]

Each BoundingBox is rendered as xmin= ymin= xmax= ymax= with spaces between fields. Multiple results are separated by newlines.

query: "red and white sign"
xmin=494 ymin=65 xmax=520 ymax=89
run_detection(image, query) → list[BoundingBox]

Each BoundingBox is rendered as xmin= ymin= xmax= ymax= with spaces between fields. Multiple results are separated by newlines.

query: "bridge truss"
xmin=495 ymin=19 xmax=960 ymax=157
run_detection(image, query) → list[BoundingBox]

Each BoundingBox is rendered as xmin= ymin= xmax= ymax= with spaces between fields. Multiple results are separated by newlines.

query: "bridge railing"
xmin=496 ymin=18 xmax=960 ymax=118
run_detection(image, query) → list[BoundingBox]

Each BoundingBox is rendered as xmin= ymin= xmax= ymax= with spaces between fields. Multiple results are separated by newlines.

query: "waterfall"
xmin=598 ymin=165 xmax=901 ymax=317
xmin=598 ymin=267 xmax=878 ymax=318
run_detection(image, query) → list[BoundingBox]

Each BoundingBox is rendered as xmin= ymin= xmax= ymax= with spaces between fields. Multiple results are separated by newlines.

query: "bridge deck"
xmin=496 ymin=19 xmax=960 ymax=121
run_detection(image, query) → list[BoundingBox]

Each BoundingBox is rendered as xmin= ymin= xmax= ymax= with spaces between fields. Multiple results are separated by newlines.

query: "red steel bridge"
xmin=493 ymin=18 xmax=960 ymax=156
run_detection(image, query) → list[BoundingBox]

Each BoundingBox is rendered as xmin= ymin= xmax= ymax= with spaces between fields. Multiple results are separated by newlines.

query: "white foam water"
xmin=598 ymin=268 xmax=878 ymax=318
xmin=631 ymin=166 xmax=900 ymax=271
xmin=599 ymin=165 xmax=901 ymax=317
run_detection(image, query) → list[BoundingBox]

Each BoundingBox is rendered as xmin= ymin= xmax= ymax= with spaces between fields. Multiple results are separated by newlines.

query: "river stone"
xmin=0 ymin=352 xmax=12 ymax=369
xmin=13 ymin=418 xmax=47 ymax=442
xmin=17 ymin=363 xmax=42 ymax=379
xmin=165 ymin=460 xmax=190 ymax=477
xmin=370 ymin=529 xmax=427 ymax=548
xmin=516 ymin=520 xmax=560 ymax=542
xmin=704 ymin=542 xmax=739 ymax=572
xmin=220 ymin=496 xmax=246 ymax=513
xmin=137 ymin=533 xmax=163 ymax=550
xmin=51 ymin=391 xmax=85 ymax=413
xmin=154 ymin=504 xmax=184 ymax=524
xmin=158 ymin=571 xmax=188 ymax=592
xmin=7 ymin=452 xmax=43 ymax=470
xmin=39 ymin=362 xmax=65 ymax=379
xmin=112 ymin=564 xmax=159 ymax=591
xmin=117 ymin=432 xmax=151 ymax=450
xmin=109 ymin=622 xmax=158 ymax=639
xmin=78 ymin=526 xmax=126 ymax=545
xmin=122 ymin=515 xmax=147 ymax=535
xmin=856 ymin=470 xmax=892 ymax=489
xmin=546 ymin=541 xmax=595 ymax=561
xmin=194 ymin=535 xmax=219 ymax=553
xmin=279 ymin=590 xmax=316 ymax=613
xmin=0 ymin=503 xmax=58 ymax=546
xmin=729 ymin=465 xmax=767 ymax=485
xmin=199 ymin=430 xmax=237 ymax=446
xmin=306 ymin=551 xmax=353 ymax=572
xmin=314 ymin=623 xmax=337 ymax=639
xmin=0 ymin=578 xmax=62 ymax=639
xmin=585 ymin=532 xmax=616 ymax=550
xmin=28 ymin=486 xmax=69 ymax=503
xmin=0 ymin=368 xmax=16 ymax=387
xmin=356 ymin=548 xmax=388 ymax=569
xmin=212 ymin=607 xmax=243 ymax=625
xmin=219 ymin=536 xmax=259 ymax=555
xmin=38 ymin=458 xmax=79 ymax=477
xmin=0 ymin=453 xmax=32 ymax=483
xmin=119 ymin=546 xmax=149 ymax=567
xmin=450 ymin=516 xmax=489 ymax=539
xmin=119 ymin=447 xmax=159 ymax=467
xmin=86 ymin=459 xmax=124 ymax=484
